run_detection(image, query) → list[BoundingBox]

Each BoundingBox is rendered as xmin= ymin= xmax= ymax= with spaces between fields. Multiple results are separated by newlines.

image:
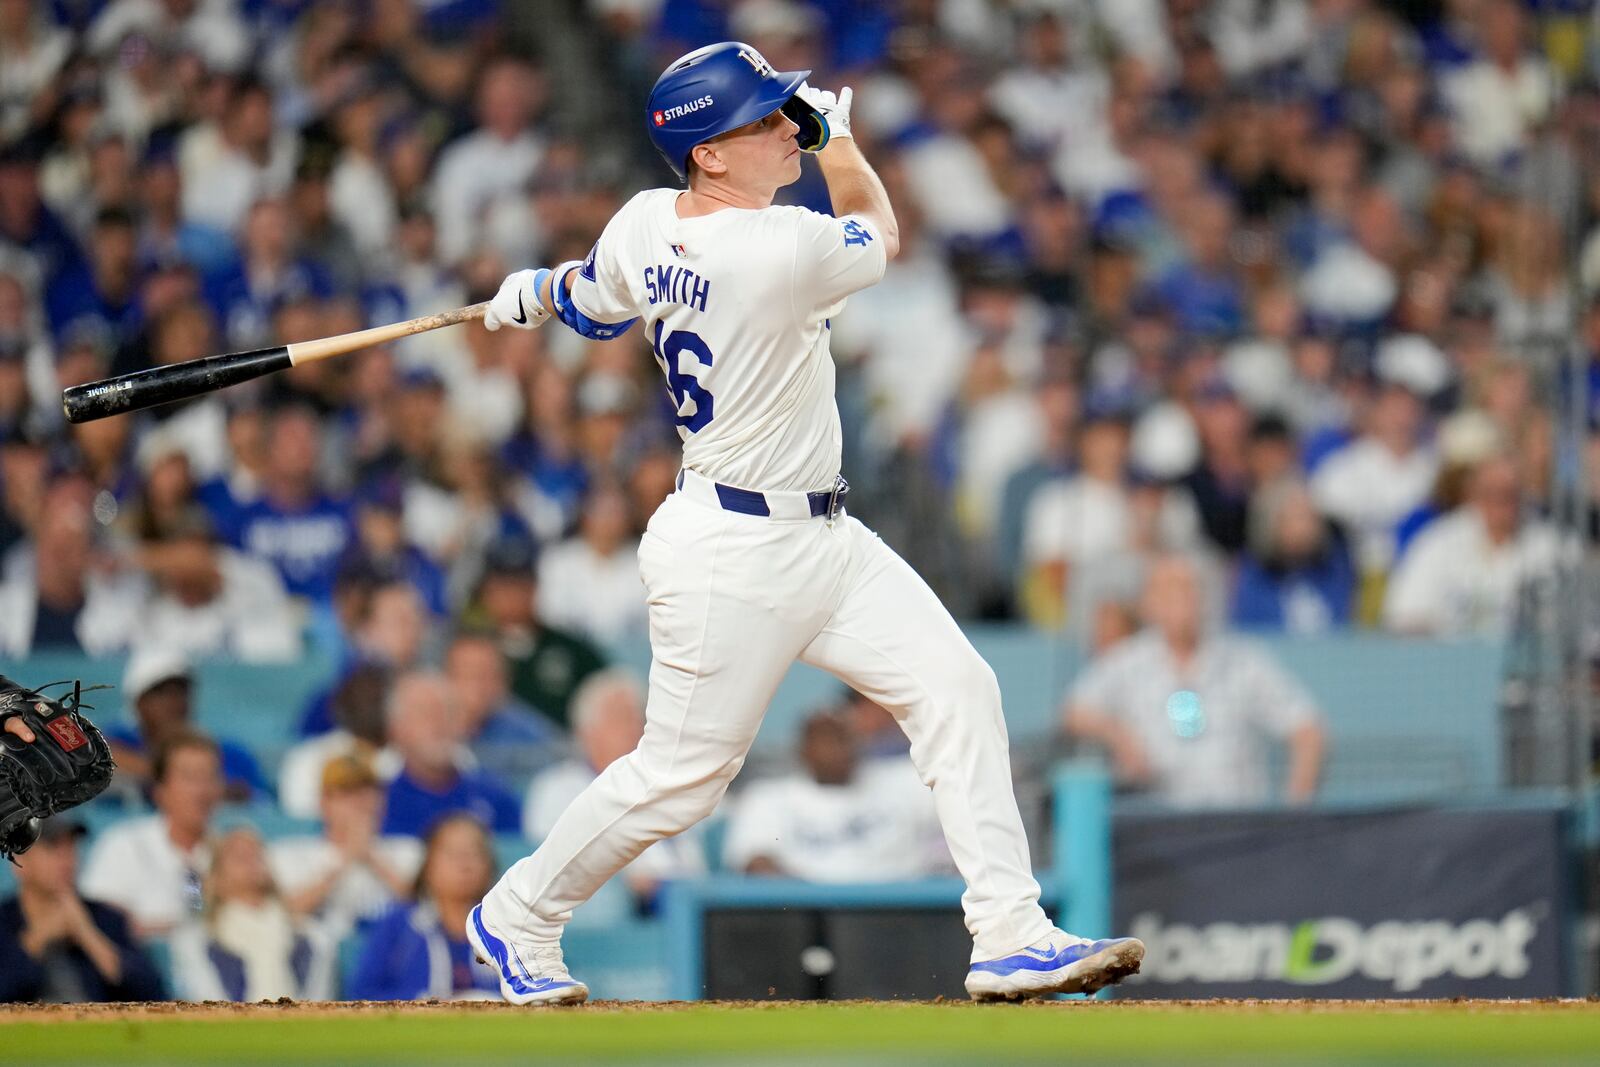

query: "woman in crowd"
xmin=170 ymin=827 xmax=336 ymax=1001
xmin=1232 ymin=479 xmax=1355 ymax=633
xmin=347 ymin=813 xmax=500 ymax=1000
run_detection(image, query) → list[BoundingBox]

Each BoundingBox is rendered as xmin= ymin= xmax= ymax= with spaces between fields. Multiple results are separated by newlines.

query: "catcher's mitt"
xmin=0 ymin=675 xmax=115 ymax=861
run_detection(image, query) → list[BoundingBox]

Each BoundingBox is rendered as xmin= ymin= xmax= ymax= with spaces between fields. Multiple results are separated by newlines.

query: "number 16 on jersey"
xmin=652 ymin=320 xmax=715 ymax=434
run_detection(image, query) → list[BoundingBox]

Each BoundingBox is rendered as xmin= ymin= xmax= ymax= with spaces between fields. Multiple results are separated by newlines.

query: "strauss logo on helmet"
xmin=655 ymin=95 xmax=716 ymax=126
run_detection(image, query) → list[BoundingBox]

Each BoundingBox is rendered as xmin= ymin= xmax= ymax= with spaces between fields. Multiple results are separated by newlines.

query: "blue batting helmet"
xmin=646 ymin=42 xmax=827 ymax=180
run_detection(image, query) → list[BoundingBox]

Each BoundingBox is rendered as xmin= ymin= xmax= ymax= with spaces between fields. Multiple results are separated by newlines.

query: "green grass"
xmin=4 ymin=1001 xmax=1599 ymax=1066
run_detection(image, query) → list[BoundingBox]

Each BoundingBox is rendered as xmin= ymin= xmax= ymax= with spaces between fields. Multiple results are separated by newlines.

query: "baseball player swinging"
xmin=467 ymin=41 xmax=1144 ymax=1004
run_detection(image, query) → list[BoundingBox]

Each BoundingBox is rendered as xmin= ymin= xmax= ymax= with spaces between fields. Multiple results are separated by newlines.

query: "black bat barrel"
xmin=62 ymin=345 xmax=294 ymax=424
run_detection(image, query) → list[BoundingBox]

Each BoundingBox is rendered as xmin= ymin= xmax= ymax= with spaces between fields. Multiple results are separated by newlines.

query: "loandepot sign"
xmin=1128 ymin=909 xmax=1540 ymax=993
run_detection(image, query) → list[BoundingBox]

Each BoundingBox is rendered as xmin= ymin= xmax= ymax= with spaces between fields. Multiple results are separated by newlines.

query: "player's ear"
xmin=689 ymin=142 xmax=727 ymax=180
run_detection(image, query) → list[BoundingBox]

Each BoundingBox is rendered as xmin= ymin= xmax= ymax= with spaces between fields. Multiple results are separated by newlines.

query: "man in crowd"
xmin=1384 ymin=454 xmax=1559 ymax=637
xmin=522 ymin=671 xmax=702 ymax=909
xmin=269 ymin=755 xmax=421 ymax=939
xmin=1064 ymin=553 xmax=1326 ymax=808
xmin=104 ymin=645 xmax=267 ymax=803
xmin=0 ymin=817 xmax=166 ymax=1002
xmin=80 ymin=732 xmax=223 ymax=938
xmin=723 ymin=711 xmax=949 ymax=882
xmin=381 ymin=670 xmax=520 ymax=837
xmin=446 ymin=630 xmax=565 ymax=789
xmin=0 ymin=471 xmax=141 ymax=656
xmin=470 ymin=534 xmax=607 ymax=728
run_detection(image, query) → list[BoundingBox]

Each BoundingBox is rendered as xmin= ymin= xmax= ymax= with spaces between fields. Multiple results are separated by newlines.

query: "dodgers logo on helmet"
xmin=645 ymin=41 xmax=811 ymax=180
xmin=736 ymin=47 xmax=777 ymax=79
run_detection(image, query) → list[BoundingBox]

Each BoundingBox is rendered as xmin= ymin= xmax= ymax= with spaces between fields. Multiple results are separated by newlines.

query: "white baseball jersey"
xmin=485 ymin=184 xmax=1060 ymax=971
xmin=568 ymin=189 xmax=887 ymax=493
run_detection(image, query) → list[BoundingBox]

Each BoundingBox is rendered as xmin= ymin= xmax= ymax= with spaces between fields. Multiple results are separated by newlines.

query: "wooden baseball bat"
xmin=61 ymin=302 xmax=489 ymax=424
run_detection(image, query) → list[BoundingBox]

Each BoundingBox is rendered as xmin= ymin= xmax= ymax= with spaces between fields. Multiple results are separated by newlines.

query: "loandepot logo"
xmin=654 ymin=95 xmax=714 ymax=126
xmin=1130 ymin=910 xmax=1539 ymax=992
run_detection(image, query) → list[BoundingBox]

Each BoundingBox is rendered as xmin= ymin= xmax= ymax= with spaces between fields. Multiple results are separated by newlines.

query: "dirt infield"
xmin=1 ymin=996 xmax=1595 ymax=1021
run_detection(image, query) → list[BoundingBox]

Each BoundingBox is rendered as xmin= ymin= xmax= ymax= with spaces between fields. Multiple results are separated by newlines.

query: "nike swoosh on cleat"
xmin=512 ymin=293 xmax=528 ymax=325
xmin=471 ymin=906 xmax=578 ymax=996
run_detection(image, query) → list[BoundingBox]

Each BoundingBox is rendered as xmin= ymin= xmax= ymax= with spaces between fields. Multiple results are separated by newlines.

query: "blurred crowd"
xmin=2 ymin=0 xmax=1599 ymax=1003
xmin=0 ymin=0 xmax=1596 ymax=661
xmin=0 ymin=0 xmax=1595 ymax=666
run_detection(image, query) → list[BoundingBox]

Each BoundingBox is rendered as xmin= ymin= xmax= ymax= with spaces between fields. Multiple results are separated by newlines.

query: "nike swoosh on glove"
xmin=795 ymin=85 xmax=853 ymax=141
xmin=483 ymin=268 xmax=552 ymax=331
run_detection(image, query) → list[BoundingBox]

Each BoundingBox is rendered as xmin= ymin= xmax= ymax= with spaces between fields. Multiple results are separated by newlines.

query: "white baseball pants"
xmin=481 ymin=470 xmax=1054 ymax=962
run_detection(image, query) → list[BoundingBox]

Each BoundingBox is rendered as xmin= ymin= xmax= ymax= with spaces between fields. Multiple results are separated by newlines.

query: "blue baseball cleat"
xmin=965 ymin=929 xmax=1145 ymax=1002
xmin=466 ymin=904 xmax=589 ymax=1006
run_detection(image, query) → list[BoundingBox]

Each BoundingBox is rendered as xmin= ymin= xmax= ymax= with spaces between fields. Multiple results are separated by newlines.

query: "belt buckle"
xmin=826 ymin=475 xmax=847 ymax=526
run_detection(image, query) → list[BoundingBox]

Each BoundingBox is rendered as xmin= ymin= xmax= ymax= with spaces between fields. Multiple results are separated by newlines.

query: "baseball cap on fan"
xmin=1375 ymin=334 xmax=1451 ymax=399
xmin=123 ymin=646 xmax=194 ymax=702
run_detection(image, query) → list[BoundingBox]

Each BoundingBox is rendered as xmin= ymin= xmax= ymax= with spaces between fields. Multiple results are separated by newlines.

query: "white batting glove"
xmin=796 ymin=85 xmax=853 ymax=141
xmin=483 ymin=268 xmax=551 ymax=332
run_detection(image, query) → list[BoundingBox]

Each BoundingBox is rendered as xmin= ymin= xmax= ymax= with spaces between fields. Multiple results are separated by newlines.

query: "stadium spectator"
xmin=270 ymin=755 xmax=422 ymax=940
xmin=1181 ymin=377 xmax=1256 ymax=554
xmin=132 ymin=508 xmax=300 ymax=662
xmin=1441 ymin=0 xmax=1555 ymax=167
xmin=0 ymin=3 xmax=72 ymax=144
xmin=297 ymin=578 xmax=428 ymax=737
xmin=177 ymin=77 xmax=297 ymax=234
xmin=537 ymin=481 xmax=647 ymax=646
xmin=446 ymin=630 xmax=564 ymax=788
xmin=1231 ymin=480 xmax=1356 ymax=633
xmin=724 ymin=710 xmax=949 ymax=882
xmin=1384 ymin=454 xmax=1560 ymax=637
xmin=338 ymin=477 xmax=449 ymax=618
xmin=81 ymin=732 xmax=223 ymax=938
xmin=170 ymin=827 xmax=336 ymax=1002
xmin=210 ymin=197 xmax=331 ymax=352
xmin=0 ymin=471 xmax=141 ymax=656
xmin=1064 ymin=553 xmax=1327 ymax=808
xmin=0 ymin=816 xmax=166 ymax=1003
xmin=380 ymin=670 xmax=520 ymax=837
xmin=468 ymin=533 xmax=607 ymax=728
xmin=523 ymin=670 xmax=701 ymax=906
xmin=431 ymin=56 xmax=546 ymax=265
xmin=279 ymin=661 xmax=396 ymax=821
xmin=136 ymin=301 xmax=229 ymax=479
xmin=104 ymin=645 xmax=269 ymax=803
xmin=120 ymin=433 xmax=198 ymax=545
xmin=1021 ymin=408 xmax=1201 ymax=627
xmin=219 ymin=403 xmax=352 ymax=608
xmin=45 ymin=206 xmax=142 ymax=349
xmin=835 ymin=684 xmax=910 ymax=761
xmin=347 ymin=813 xmax=500 ymax=1000
xmin=1310 ymin=365 xmax=1440 ymax=596
xmin=1019 ymin=410 xmax=1135 ymax=623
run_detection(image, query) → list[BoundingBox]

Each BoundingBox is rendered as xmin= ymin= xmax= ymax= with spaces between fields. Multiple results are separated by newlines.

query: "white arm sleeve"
xmin=789 ymin=209 xmax=888 ymax=318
